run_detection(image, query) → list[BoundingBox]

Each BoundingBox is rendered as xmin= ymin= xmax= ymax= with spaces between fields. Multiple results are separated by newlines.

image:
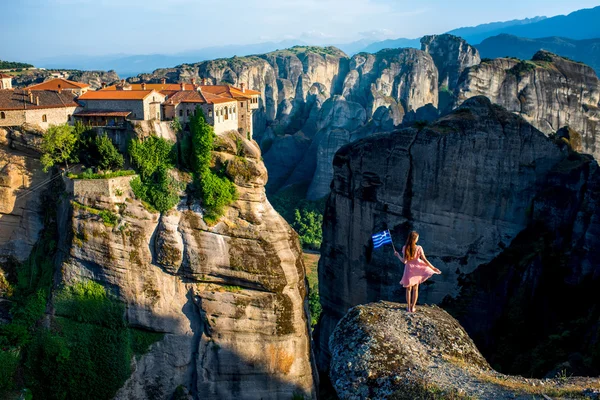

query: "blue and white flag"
xmin=372 ymin=230 xmax=393 ymax=249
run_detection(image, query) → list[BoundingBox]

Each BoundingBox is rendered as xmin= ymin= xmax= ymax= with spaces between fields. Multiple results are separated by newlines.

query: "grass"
xmin=71 ymin=201 xmax=119 ymax=227
xmin=223 ymin=285 xmax=243 ymax=293
xmin=68 ymin=170 xmax=136 ymax=180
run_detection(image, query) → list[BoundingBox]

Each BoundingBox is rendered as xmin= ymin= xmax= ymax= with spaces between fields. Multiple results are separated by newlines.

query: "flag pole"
xmin=387 ymin=229 xmax=397 ymax=253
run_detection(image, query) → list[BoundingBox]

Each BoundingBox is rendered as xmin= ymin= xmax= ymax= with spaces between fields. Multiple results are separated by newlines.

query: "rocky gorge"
xmin=315 ymin=96 xmax=600 ymax=384
xmin=133 ymin=34 xmax=599 ymax=202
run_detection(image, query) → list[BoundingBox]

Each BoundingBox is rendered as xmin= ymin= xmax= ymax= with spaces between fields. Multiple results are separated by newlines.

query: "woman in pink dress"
xmin=394 ymin=231 xmax=441 ymax=312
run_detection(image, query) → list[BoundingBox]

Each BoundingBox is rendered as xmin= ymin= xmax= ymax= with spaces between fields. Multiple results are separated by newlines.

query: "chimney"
xmin=240 ymin=83 xmax=246 ymax=93
xmin=161 ymin=78 xmax=167 ymax=84
xmin=36 ymin=96 xmax=40 ymax=106
xmin=28 ymin=90 xmax=33 ymax=104
xmin=141 ymin=82 xmax=147 ymax=90
xmin=180 ymin=82 xmax=185 ymax=91
xmin=201 ymin=78 xmax=207 ymax=86
xmin=57 ymin=87 xmax=62 ymax=94
xmin=101 ymin=82 xmax=107 ymax=89
xmin=191 ymin=78 xmax=196 ymax=85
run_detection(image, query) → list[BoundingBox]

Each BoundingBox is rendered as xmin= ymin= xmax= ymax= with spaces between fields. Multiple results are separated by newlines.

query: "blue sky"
xmin=1 ymin=0 xmax=599 ymax=60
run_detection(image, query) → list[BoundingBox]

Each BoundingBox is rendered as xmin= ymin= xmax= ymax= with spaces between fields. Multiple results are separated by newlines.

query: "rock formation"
xmin=9 ymin=69 xmax=120 ymax=90
xmin=54 ymin=132 xmax=317 ymax=399
xmin=456 ymin=50 xmax=600 ymax=159
xmin=134 ymin=46 xmax=440 ymax=199
xmin=0 ymin=127 xmax=48 ymax=264
xmin=329 ymin=302 xmax=600 ymax=399
xmin=315 ymin=96 xmax=600 ymax=375
xmin=421 ymin=34 xmax=481 ymax=91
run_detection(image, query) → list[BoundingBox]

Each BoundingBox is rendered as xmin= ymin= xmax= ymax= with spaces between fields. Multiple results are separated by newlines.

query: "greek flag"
xmin=372 ymin=230 xmax=392 ymax=249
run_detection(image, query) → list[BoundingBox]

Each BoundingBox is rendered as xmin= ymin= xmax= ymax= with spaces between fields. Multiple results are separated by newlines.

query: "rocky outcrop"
xmin=10 ymin=69 xmax=120 ymax=90
xmin=421 ymin=34 xmax=481 ymax=91
xmin=0 ymin=127 xmax=47 ymax=264
xmin=58 ymin=132 xmax=317 ymax=399
xmin=329 ymin=302 xmax=600 ymax=399
xmin=456 ymin=50 xmax=600 ymax=159
xmin=315 ymin=96 xmax=600 ymax=373
xmin=134 ymin=46 xmax=440 ymax=199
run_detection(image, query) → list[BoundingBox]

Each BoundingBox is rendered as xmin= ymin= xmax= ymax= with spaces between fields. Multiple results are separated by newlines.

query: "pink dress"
xmin=400 ymin=245 xmax=437 ymax=288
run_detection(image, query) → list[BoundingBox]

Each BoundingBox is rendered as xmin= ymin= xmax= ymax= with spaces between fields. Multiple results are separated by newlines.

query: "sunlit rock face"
xmin=57 ymin=132 xmax=317 ymax=400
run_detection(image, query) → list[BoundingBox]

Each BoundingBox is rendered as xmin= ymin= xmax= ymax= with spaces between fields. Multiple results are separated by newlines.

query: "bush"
xmin=95 ymin=134 xmax=124 ymax=170
xmin=293 ymin=209 xmax=323 ymax=250
xmin=129 ymin=137 xmax=180 ymax=213
xmin=199 ymin=173 xmax=237 ymax=222
xmin=68 ymin=169 xmax=135 ymax=180
xmin=40 ymin=124 xmax=78 ymax=172
xmin=189 ymin=107 xmax=238 ymax=221
xmin=0 ymin=348 xmax=20 ymax=391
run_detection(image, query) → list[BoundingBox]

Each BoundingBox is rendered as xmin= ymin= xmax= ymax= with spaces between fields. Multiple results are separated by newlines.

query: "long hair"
xmin=404 ymin=231 xmax=419 ymax=261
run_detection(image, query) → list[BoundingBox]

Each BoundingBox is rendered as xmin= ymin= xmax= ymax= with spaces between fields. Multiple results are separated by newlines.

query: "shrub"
xmin=68 ymin=170 xmax=136 ymax=180
xmin=189 ymin=107 xmax=238 ymax=221
xmin=95 ymin=134 xmax=124 ymax=170
xmin=293 ymin=209 xmax=323 ymax=250
xmin=129 ymin=137 xmax=180 ymax=213
xmin=0 ymin=348 xmax=20 ymax=391
xmin=40 ymin=124 xmax=78 ymax=171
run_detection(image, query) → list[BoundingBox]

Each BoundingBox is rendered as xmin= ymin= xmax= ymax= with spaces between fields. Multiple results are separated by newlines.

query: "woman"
xmin=394 ymin=231 xmax=441 ymax=312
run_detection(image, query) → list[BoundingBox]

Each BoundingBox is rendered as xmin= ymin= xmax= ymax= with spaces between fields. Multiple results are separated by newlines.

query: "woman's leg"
xmin=412 ymin=285 xmax=419 ymax=311
xmin=406 ymin=286 xmax=412 ymax=311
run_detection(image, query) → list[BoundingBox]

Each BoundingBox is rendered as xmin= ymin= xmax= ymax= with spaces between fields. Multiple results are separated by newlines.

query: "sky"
xmin=1 ymin=0 xmax=599 ymax=61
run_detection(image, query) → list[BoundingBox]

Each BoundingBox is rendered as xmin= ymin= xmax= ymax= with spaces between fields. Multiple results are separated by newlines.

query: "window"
xmin=187 ymin=110 xmax=190 ymax=116
xmin=0 ymin=112 xmax=5 ymax=119
xmin=42 ymin=114 xmax=47 ymax=122
xmin=68 ymin=114 xmax=72 ymax=121
xmin=179 ymin=109 xmax=183 ymax=117
xmin=208 ymin=109 xmax=213 ymax=117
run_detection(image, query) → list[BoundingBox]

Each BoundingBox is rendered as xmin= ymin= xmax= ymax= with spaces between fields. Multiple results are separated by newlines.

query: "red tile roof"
xmin=101 ymin=83 xmax=197 ymax=92
xmin=74 ymin=110 xmax=132 ymax=117
xmin=164 ymin=89 xmax=236 ymax=106
xmin=25 ymin=78 xmax=89 ymax=91
xmin=79 ymin=90 xmax=163 ymax=101
xmin=0 ymin=89 xmax=79 ymax=111
xmin=103 ymin=82 xmax=261 ymax=100
xmin=199 ymin=85 xmax=261 ymax=99
xmin=0 ymin=73 xmax=12 ymax=79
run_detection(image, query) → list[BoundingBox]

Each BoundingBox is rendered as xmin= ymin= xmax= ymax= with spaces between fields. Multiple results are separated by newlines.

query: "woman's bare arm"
xmin=420 ymin=248 xmax=441 ymax=273
xmin=394 ymin=250 xmax=404 ymax=262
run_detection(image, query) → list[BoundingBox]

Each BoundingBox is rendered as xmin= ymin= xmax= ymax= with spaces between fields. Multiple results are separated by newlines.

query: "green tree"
xmin=293 ymin=209 xmax=323 ymax=250
xmin=188 ymin=107 xmax=237 ymax=222
xmin=40 ymin=124 xmax=78 ymax=172
xmin=128 ymin=136 xmax=174 ymax=179
xmin=95 ymin=134 xmax=124 ymax=170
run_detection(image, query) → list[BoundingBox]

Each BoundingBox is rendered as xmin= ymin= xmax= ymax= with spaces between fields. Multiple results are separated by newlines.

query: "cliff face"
xmin=421 ymin=34 xmax=481 ymax=91
xmin=456 ymin=50 xmax=600 ymax=159
xmin=56 ymin=133 xmax=316 ymax=399
xmin=10 ymin=70 xmax=120 ymax=90
xmin=136 ymin=46 xmax=440 ymax=199
xmin=315 ymin=97 xmax=600 ymax=372
xmin=329 ymin=302 xmax=600 ymax=400
xmin=0 ymin=127 xmax=48 ymax=264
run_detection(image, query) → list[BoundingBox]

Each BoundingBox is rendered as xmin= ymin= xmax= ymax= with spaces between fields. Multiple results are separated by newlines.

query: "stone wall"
xmin=67 ymin=174 xmax=137 ymax=201
xmin=0 ymin=106 xmax=78 ymax=129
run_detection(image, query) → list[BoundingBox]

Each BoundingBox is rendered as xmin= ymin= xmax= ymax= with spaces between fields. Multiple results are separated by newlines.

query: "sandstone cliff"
xmin=56 ymin=132 xmax=316 ymax=399
xmin=315 ymin=97 xmax=600 ymax=375
xmin=0 ymin=126 xmax=48 ymax=264
xmin=133 ymin=46 xmax=441 ymax=199
xmin=329 ymin=302 xmax=600 ymax=399
xmin=456 ymin=50 xmax=600 ymax=159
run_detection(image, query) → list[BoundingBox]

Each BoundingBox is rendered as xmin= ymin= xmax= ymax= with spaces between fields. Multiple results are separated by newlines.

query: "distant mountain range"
xmin=477 ymin=34 xmax=600 ymax=74
xmin=28 ymin=6 xmax=600 ymax=76
xmin=363 ymin=6 xmax=600 ymax=54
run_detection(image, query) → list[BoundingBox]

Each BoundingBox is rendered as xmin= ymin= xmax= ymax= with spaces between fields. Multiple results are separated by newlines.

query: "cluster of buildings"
xmin=0 ymin=75 xmax=260 ymax=137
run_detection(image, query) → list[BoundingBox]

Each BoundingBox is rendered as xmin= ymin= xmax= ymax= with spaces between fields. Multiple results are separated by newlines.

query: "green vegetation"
xmin=128 ymin=136 xmax=181 ymax=213
xmin=189 ymin=107 xmax=237 ymax=223
xmin=270 ymin=184 xmax=326 ymax=251
xmin=0 ymin=60 xmax=33 ymax=69
xmin=266 ymin=45 xmax=345 ymax=58
xmin=509 ymin=60 xmax=538 ymax=77
xmin=304 ymin=253 xmax=321 ymax=327
xmin=68 ymin=169 xmax=135 ymax=180
xmin=95 ymin=134 xmax=124 ymax=170
xmin=40 ymin=124 xmax=78 ymax=172
xmin=72 ymin=201 xmax=119 ymax=227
